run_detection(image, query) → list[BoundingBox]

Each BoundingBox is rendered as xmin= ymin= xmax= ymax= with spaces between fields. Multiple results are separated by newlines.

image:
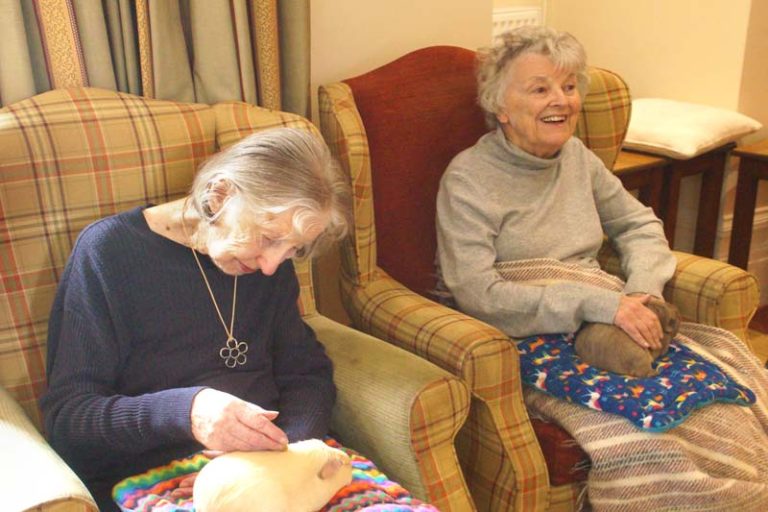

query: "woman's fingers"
xmin=238 ymin=405 xmax=288 ymax=450
xmin=190 ymin=388 xmax=288 ymax=452
xmin=615 ymin=294 xmax=663 ymax=349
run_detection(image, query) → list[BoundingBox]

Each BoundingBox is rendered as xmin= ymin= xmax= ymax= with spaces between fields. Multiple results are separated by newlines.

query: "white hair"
xmin=477 ymin=26 xmax=589 ymax=127
xmin=188 ymin=128 xmax=351 ymax=258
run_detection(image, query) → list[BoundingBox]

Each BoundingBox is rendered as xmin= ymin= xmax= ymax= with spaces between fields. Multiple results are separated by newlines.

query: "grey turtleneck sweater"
xmin=436 ymin=128 xmax=675 ymax=337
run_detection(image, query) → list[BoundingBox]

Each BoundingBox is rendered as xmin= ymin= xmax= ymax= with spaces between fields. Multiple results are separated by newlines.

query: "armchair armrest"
xmin=598 ymin=244 xmax=760 ymax=347
xmin=305 ymin=314 xmax=474 ymax=512
xmin=0 ymin=386 xmax=97 ymax=512
xmin=338 ymin=271 xmax=550 ymax=511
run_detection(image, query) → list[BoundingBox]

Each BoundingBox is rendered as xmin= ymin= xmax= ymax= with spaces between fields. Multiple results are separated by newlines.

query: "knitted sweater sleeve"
xmin=437 ymin=167 xmax=619 ymax=338
xmin=588 ymin=154 xmax=676 ymax=297
xmin=41 ymin=227 xmax=204 ymax=474
xmin=270 ymin=262 xmax=335 ymax=442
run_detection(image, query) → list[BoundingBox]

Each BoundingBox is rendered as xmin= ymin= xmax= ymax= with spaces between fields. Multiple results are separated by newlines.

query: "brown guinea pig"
xmin=574 ymin=297 xmax=680 ymax=377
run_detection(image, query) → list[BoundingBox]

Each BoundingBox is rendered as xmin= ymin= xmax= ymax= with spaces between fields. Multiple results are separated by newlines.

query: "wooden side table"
xmin=629 ymin=143 xmax=734 ymax=257
xmin=663 ymin=143 xmax=735 ymax=257
xmin=612 ymin=150 xmax=669 ymax=219
xmin=728 ymin=139 xmax=768 ymax=269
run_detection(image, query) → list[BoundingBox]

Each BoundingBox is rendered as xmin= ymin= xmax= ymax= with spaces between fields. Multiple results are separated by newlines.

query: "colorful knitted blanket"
xmin=113 ymin=438 xmax=439 ymax=512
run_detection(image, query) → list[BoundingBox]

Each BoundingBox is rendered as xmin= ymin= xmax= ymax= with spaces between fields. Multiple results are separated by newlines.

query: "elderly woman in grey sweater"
xmin=436 ymin=26 xmax=768 ymax=511
xmin=436 ymin=26 xmax=674 ymax=350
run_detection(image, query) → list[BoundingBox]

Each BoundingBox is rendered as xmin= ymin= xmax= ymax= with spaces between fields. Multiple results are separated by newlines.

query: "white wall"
xmin=309 ymin=0 xmax=493 ymax=322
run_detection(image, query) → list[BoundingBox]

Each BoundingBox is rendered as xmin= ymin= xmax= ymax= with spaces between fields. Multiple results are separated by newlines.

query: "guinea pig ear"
xmin=664 ymin=303 xmax=681 ymax=334
xmin=317 ymin=458 xmax=343 ymax=480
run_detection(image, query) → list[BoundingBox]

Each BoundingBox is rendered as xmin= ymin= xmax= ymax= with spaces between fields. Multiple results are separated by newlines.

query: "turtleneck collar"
xmin=487 ymin=126 xmax=570 ymax=171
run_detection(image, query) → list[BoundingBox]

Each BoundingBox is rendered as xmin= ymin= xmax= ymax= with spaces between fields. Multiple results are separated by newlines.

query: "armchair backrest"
xmin=0 ymin=88 xmax=320 ymax=429
xmin=321 ymin=45 xmax=631 ymax=298
xmin=344 ymin=46 xmax=487 ymax=298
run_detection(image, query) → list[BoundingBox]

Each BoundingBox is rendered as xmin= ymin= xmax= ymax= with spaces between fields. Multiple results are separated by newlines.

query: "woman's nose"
xmin=259 ymin=254 xmax=281 ymax=276
xmin=549 ymin=87 xmax=566 ymax=104
xmin=258 ymin=247 xmax=292 ymax=276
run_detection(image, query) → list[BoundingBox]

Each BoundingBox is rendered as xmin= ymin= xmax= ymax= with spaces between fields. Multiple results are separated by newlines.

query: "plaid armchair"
xmin=318 ymin=45 xmax=761 ymax=512
xmin=0 ymin=88 xmax=474 ymax=512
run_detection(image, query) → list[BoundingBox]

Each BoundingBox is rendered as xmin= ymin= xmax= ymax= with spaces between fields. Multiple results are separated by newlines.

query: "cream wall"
xmin=547 ymin=0 xmax=751 ymax=108
xmin=493 ymin=0 xmax=543 ymax=7
xmin=309 ymin=0 xmax=493 ymax=323
xmin=739 ymin=0 xmax=768 ymax=143
xmin=311 ymin=0 xmax=492 ymax=112
xmin=547 ymin=0 xmax=767 ymax=303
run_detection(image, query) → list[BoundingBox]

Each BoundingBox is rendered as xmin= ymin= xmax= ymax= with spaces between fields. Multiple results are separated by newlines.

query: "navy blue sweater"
xmin=41 ymin=206 xmax=335 ymax=508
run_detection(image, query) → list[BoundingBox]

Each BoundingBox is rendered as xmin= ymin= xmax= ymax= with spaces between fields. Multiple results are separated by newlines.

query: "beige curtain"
xmin=0 ymin=0 xmax=310 ymax=113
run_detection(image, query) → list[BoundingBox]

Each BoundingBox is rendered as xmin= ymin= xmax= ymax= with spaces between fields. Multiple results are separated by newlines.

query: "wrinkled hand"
xmin=190 ymin=388 xmax=288 ymax=452
xmin=613 ymin=294 xmax=663 ymax=350
xmin=170 ymin=472 xmax=198 ymax=499
xmin=168 ymin=451 xmax=224 ymax=499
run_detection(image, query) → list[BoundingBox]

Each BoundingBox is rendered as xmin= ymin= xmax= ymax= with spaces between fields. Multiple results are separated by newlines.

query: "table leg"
xmin=693 ymin=151 xmax=727 ymax=257
xmin=728 ymin=158 xmax=761 ymax=269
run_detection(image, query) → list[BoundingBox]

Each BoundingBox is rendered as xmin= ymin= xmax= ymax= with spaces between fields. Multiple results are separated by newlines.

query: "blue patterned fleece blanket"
xmin=516 ymin=332 xmax=755 ymax=432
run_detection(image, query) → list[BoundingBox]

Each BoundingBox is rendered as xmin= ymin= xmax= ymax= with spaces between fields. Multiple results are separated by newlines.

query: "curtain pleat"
xmin=0 ymin=0 xmax=38 ymax=105
xmin=0 ymin=0 xmax=309 ymax=111
xmin=278 ymin=0 xmax=310 ymax=117
xmin=250 ymin=0 xmax=281 ymax=110
xmin=34 ymin=0 xmax=89 ymax=89
xmin=72 ymin=0 xmax=117 ymax=91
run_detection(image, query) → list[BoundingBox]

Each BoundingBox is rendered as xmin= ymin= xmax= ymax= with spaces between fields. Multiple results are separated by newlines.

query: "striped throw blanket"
xmin=496 ymin=259 xmax=768 ymax=511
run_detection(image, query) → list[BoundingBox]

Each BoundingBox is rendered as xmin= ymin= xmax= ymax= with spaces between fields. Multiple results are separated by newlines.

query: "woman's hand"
xmin=190 ymin=388 xmax=289 ymax=452
xmin=613 ymin=294 xmax=663 ymax=350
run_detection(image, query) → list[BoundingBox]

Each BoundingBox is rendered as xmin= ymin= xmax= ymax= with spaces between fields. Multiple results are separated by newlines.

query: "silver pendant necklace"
xmin=189 ymin=248 xmax=249 ymax=368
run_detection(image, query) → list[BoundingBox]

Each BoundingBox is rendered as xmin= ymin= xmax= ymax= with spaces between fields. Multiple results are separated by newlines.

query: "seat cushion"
xmin=530 ymin=419 xmax=590 ymax=486
xmin=0 ymin=87 xmax=216 ymax=428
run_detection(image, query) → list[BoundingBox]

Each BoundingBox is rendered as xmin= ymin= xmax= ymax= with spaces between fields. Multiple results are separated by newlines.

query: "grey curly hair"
xmin=188 ymin=127 xmax=351 ymax=259
xmin=477 ymin=25 xmax=589 ymax=127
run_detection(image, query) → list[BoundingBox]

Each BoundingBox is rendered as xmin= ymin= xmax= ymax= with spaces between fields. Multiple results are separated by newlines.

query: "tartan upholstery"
xmin=0 ymin=88 xmax=217 ymax=429
xmin=574 ymin=67 xmax=631 ymax=169
xmin=598 ymin=244 xmax=760 ymax=347
xmin=0 ymin=87 xmax=217 ymax=512
xmin=1 ymin=88 xmax=473 ymax=512
xmin=318 ymin=45 xmax=761 ymax=512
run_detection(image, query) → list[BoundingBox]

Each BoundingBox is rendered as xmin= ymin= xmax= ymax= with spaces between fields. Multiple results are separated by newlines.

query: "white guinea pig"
xmin=193 ymin=439 xmax=353 ymax=512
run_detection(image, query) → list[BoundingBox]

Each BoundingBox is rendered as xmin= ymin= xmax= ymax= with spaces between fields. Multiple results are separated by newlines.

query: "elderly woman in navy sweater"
xmin=41 ymin=128 xmax=350 ymax=511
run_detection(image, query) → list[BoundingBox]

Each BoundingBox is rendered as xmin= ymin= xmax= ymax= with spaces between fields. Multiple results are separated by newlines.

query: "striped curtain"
xmin=0 ymin=0 xmax=310 ymax=115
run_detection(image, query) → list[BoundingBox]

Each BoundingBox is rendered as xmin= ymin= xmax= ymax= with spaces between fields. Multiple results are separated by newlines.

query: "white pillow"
xmin=623 ymin=98 xmax=762 ymax=159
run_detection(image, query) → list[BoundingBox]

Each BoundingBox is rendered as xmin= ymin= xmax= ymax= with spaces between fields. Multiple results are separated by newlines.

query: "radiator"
xmin=492 ymin=7 xmax=543 ymax=39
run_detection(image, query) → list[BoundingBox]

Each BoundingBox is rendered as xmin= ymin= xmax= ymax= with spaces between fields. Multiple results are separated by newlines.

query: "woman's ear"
xmin=205 ymin=179 xmax=235 ymax=217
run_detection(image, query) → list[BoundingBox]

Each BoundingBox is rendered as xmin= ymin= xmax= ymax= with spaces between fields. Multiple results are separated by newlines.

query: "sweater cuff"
xmin=146 ymin=386 xmax=207 ymax=443
xmin=623 ymin=273 xmax=667 ymax=298
xmin=582 ymin=289 xmax=621 ymax=325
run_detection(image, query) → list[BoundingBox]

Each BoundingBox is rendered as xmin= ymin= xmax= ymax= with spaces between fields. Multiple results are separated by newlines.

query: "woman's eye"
xmin=533 ymin=87 xmax=547 ymax=94
xmin=564 ymin=83 xmax=577 ymax=93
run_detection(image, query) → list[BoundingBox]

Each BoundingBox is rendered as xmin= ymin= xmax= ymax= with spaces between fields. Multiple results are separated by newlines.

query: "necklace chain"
xmin=189 ymin=248 xmax=237 ymax=339
xmin=181 ymin=208 xmax=248 ymax=368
